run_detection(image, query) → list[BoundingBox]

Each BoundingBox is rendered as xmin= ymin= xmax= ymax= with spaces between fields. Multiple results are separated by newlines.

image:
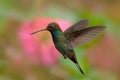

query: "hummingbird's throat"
xmin=50 ymin=30 xmax=62 ymax=43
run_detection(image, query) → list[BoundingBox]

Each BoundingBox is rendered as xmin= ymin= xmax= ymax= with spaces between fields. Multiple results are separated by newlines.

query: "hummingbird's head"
xmin=47 ymin=22 xmax=61 ymax=31
xmin=31 ymin=22 xmax=62 ymax=35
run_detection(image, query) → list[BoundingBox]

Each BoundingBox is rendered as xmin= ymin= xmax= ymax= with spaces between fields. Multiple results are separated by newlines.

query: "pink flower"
xmin=18 ymin=18 xmax=71 ymax=67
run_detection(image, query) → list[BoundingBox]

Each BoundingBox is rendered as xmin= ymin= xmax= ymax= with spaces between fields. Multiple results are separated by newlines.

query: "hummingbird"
xmin=31 ymin=19 xmax=105 ymax=75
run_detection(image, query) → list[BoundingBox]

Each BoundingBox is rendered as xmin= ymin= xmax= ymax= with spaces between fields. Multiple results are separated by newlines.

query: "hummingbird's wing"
xmin=71 ymin=26 xmax=105 ymax=48
xmin=64 ymin=19 xmax=89 ymax=34
xmin=63 ymin=26 xmax=105 ymax=48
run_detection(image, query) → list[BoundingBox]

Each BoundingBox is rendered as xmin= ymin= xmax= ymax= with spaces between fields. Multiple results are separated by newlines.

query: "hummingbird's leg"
xmin=63 ymin=54 xmax=67 ymax=59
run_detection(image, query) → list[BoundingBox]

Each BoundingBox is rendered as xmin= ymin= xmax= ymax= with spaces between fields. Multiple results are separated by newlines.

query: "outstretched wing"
xmin=63 ymin=19 xmax=89 ymax=40
xmin=70 ymin=26 xmax=105 ymax=48
xmin=64 ymin=19 xmax=89 ymax=33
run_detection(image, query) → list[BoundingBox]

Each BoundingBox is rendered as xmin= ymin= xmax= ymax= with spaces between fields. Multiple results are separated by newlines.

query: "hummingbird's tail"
xmin=75 ymin=63 xmax=84 ymax=75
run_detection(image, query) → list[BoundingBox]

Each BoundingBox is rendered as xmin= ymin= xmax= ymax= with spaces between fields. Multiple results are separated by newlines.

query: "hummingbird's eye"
xmin=47 ymin=22 xmax=57 ymax=29
xmin=47 ymin=25 xmax=54 ymax=30
xmin=48 ymin=26 xmax=53 ymax=29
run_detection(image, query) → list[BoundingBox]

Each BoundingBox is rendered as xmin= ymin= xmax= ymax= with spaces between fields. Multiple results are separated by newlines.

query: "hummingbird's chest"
xmin=55 ymin=41 xmax=68 ymax=54
xmin=50 ymin=30 xmax=72 ymax=54
xmin=54 ymin=38 xmax=72 ymax=55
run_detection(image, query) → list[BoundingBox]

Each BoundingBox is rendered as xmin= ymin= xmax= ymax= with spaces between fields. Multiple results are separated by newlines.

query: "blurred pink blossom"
xmin=18 ymin=18 xmax=71 ymax=66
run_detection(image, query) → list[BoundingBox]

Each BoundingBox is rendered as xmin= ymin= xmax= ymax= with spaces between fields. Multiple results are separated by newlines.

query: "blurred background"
xmin=0 ymin=0 xmax=120 ymax=80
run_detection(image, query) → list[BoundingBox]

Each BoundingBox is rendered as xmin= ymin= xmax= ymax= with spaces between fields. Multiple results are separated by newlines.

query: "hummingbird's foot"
xmin=63 ymin=55 xmax=67 ymax=59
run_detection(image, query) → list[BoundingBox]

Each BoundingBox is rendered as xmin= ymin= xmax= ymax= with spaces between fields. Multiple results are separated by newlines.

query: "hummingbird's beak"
xmin=30 ymin=28 xmax=47 ymax=35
